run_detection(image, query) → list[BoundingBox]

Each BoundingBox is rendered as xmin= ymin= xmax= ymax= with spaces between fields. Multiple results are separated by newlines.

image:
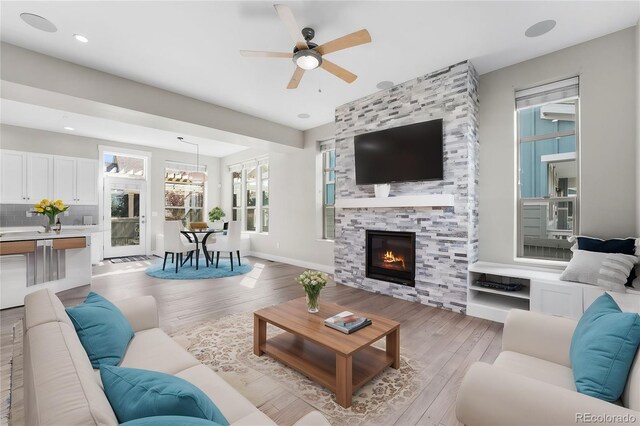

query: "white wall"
xmin=0 ymin=124 xmax=221 ymax=251
xmin=636 ymin=21 xmax=640 ymax=235
xmin=220 ymin=122 xmax=335 ymax=272
xmin=479 ymin=27 xmax=638 ymax=264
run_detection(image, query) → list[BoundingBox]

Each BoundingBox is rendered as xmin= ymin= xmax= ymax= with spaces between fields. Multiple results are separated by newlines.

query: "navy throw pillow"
xmin=577 ymin=236 xmax=636 ymax=255
xmin=65 ymin=292 xmax=134 ymax=368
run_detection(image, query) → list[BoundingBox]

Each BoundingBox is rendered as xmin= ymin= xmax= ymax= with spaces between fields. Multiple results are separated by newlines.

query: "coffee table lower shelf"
xmin=260 ymin=332 xmax=394 ymax=396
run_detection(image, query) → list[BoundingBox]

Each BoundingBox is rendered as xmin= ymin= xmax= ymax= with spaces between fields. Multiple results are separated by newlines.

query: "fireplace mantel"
xmin=335 ymin=194 xmax=454 ymax=209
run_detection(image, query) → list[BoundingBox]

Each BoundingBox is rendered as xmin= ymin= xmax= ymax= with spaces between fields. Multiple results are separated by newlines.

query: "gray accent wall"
xmin=333 ymin=61 xmax=479 ymax=313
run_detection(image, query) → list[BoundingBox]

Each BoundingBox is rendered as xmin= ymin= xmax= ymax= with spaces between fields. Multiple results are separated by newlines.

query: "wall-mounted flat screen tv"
xmin=354 ymin=119 xmax=444 ymax=185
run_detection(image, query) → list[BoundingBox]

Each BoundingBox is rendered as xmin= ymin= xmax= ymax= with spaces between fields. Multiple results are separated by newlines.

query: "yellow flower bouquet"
xmin=33 ymin=199 xmax=69 ymax=229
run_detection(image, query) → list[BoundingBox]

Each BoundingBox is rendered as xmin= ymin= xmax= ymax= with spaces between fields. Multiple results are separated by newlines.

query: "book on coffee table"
xmin=324 ymin=311 xmax=372 ymax=334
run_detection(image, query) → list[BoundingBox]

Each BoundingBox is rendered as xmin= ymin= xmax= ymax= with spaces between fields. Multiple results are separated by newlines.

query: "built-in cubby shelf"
xmin=334 ymin=194 xmax=454 ymax=209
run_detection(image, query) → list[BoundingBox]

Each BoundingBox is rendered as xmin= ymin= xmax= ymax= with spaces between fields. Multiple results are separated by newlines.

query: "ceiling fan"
xmin=240 ymin=4 xmax=371 ymax=89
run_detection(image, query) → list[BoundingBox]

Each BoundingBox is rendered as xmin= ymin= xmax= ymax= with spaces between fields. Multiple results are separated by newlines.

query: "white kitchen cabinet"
xmin=0 ymin=254 xmax=28 ymax=309
xmin=27 ymin=153 xmax=54 ymax=203
xmin=90 ymin=232 xmax=103 ymax=264
xmin=53 ymin=156 xmax=98 ymax=205
xmin=530 ymin=279 xmax=583 ymax=320
xmin=75 ymin=159 xmax=98 ymax=204
xmin=0 ymin=150 xmax=27 ymax=203
xmin=53 ymin=156 xmax=77 ymax=203
xmin=1 ymin=150 xmax=98 ymax=206
xmin=0 ymin=150 xmax=56 ymax=204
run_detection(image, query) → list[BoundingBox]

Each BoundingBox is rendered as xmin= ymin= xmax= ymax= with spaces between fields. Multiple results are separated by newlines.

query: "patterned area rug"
xmin=146 ymin=257 xmax=252 ymax=280
xmin=171 ymin=312 xmax=422 ymax=425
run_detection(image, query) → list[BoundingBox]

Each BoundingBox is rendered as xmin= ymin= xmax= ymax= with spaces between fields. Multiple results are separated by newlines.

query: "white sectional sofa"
xmin=455 ymin=309 xmax=640 ymax=425
xmin=24 ymin=289 xmax=329 ymax=426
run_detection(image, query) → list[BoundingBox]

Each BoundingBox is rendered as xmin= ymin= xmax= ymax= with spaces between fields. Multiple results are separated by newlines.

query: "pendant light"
xmin=177 ymin=137 xmax=207 ymax=183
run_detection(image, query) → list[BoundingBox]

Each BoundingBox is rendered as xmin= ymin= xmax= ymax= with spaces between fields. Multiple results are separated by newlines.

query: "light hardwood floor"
xmin=0 ymin=256 xmax=502 ymax=426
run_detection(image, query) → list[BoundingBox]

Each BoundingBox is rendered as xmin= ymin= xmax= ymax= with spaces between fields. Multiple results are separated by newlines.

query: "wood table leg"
xmin=387 ymin=327 xmax=400 ymax=369
xmin=336 ymin=353 xmax=353 ymax=408
xmin=254 ymin=316 xmax=266 ymax=356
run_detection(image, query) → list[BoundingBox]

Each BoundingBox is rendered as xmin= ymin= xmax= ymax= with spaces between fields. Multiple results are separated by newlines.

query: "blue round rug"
xmin=145 ymin=256 xmax=252 ymax=280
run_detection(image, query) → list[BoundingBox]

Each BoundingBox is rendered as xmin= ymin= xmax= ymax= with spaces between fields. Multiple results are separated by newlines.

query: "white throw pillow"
xmin=560 ymin=250 xmax=638 ymax=293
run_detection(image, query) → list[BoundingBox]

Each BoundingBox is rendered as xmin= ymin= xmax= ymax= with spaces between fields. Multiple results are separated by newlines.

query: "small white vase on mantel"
xmin=374 ymin=184 xmax=391 ymax=198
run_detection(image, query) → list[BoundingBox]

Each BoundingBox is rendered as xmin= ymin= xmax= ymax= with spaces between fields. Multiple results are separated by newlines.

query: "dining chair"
xmin=163 ymin=221 xmax=197 ymax=273
xmin=205 ymin=221 xmax=242 ymax=271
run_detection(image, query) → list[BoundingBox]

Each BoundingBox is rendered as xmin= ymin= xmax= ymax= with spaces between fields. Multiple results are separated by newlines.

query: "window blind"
xmin=515 ymin=76 xmax=579 ymax=110
xmin=165 ymin=161 xmax=206 ymax=173
xmin=227 ymin=156 xmax=268 ymax=171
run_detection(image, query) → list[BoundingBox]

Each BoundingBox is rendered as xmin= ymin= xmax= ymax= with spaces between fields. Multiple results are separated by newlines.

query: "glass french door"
xmin=103 ymin=180 xmax=146 ymax=258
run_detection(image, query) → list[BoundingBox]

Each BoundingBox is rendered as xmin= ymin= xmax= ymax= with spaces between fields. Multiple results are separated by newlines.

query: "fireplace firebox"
xmin=366 ymin=230 xmax=416 ymax=287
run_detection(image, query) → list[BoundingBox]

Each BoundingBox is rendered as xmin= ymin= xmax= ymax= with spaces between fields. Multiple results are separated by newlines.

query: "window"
xmin=516 ymin=77 xmax=579 ymax=261
xmin=164 ymin=161 xmax=206 ymax=227
xmin=232 ymin=171 xmax=242 ymax=221
xmin=321 ymin=141 xmax=336 ymax=240
xmin=260 ymin=163 xmax=269 ymax=232
xmin=229 ymin=157 xmax=269 ymax=232
xmin=103 ymin=153 xmax=145 ymax=178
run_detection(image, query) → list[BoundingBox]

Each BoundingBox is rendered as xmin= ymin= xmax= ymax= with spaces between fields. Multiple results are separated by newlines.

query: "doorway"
xmin=103 ymin=179 xmax=146 ymax=258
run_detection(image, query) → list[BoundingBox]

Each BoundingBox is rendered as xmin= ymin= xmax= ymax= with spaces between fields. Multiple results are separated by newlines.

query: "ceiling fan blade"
xmin=315 ymin=29 xmax=371 ymax=56
xmin=287 ymin=66 xmax=305 ymax=89
xmin=240 ymin=50 xmax=293 ymax=58
xmin=320 ymin=59 xmax=357 ymax=84
xmin=274 ymin=4 xmax=308 ymax=50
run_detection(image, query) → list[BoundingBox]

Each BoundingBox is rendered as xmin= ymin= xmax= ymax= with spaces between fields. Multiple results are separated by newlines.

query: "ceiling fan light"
xmin=293 ymin=49 xmax=322 ymax=70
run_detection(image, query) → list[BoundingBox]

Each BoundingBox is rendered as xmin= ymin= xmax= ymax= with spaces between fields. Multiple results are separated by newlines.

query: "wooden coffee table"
xmin=253 ymin=298 xmax=400 ymax=408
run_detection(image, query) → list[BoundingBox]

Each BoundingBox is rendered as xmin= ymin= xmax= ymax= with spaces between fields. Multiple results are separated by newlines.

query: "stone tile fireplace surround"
xmin=334 ymin=61 xmax=479 ymax=313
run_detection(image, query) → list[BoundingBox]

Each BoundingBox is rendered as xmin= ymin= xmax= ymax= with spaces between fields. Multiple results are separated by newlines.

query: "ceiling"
xmin=0 ymin=99 xmax=248 ymax=157
xmin=1 ymin=1 xmax=639 ymax=131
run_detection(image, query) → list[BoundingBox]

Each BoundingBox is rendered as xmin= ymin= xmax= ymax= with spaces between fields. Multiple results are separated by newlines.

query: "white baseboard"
xmin=247 ymin=250 xmax=335 ymax=274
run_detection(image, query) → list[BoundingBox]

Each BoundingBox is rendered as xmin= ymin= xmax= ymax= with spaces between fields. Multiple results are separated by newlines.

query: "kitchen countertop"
xmin=0 ymin=228 xmax=95 ymax=242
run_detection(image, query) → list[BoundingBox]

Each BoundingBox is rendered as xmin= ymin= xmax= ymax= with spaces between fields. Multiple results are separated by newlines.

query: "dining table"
xmin=179 ymin=229 xmax=225 ymax=269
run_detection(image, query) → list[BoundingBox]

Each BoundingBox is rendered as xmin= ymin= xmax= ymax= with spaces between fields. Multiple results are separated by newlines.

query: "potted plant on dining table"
xmin=208 ymin=207 xmax=226 ymax=230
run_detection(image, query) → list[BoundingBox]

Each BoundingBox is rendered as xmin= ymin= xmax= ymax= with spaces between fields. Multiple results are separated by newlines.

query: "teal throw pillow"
xmin=100 ymin=365 xmax=229 ymax=425
xmin=120 ymin=416 xmax=223 ymax=426
xmin=570 ymin=293 xmax=640 ymax=401
xmin=65 ymin=292 xmax=134 ymax=368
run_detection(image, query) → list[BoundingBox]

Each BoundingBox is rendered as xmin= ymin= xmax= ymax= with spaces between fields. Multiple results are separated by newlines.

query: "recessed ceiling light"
xmin=525 ymin=20 xmax=556 ymax=38
xmin=20 ymin=13 xmax=57 ymax=32
xmin=63 ymin=126 xmax=75 ymax=131
xmin=73 ymin=34 xmax=89 ymax=43
xmin=297 ymin=113 xmax=310 ymax=119
xmin=376 ymin=81 xmax=394 ymax=90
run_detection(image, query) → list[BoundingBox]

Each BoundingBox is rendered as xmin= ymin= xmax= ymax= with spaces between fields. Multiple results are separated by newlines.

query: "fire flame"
xmin=383 ymin=250 xmax=405 ymax=269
